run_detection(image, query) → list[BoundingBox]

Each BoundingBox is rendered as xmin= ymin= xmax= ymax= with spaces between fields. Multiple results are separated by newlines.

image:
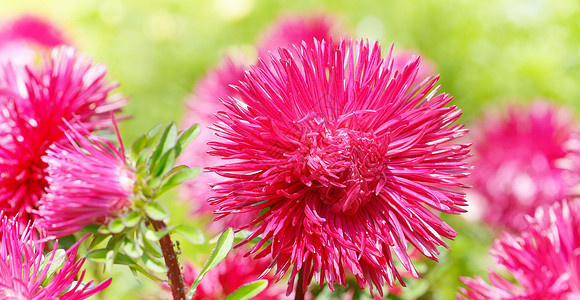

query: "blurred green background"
xmin=2 ymin=0 xmax=579 ymax=299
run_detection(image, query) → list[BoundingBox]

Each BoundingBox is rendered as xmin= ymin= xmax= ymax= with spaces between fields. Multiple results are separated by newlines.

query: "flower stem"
xmin=295 ymin=269 xmax=305 ymax=300
xmin=150 ymin=219 xmax=186 ymax=300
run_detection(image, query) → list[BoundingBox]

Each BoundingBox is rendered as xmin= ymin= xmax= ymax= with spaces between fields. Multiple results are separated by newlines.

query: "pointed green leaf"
xmin=174 ymin=224 xmax=205 ymax=245
xmin=186 ymin=228 xmax=234 ymax=299
xmin=143 ymin=253 xmax=168 ymax=273
xmin=131 ymin=135 xmax=148 ymax=157
xmin=146 ymin=123 xmax=163 ymax=140
xmin=175 ymin=124 xmax=200 ymax=157
xmin=145 ymin=202 xmax=168 ymax=221
xmin=82 ymin=224 xmax=100 ymax=235
xmin=88 ymin=234 xmax=109 ymax=250
xmin=86 ymin=249 xmax=138 ymax=266
xmin=158 ymin=167 xmax=201 ymax=196
xmin=225 ymin=279 xmax=268 ymax=300
xmin=149 ymin=123 xmax=177 ymax=173
xmin=152 ymin=148 xmax=176 ymax=178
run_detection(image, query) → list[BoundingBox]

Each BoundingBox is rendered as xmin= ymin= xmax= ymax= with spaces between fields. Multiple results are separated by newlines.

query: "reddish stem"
xmin=295 ymin=269 xmax=305 ymax=300
xmin=151 ymin=219 xmax=186 ymax=300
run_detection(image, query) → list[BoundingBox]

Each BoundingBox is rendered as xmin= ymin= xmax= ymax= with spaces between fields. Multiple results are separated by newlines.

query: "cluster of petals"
xmin=0 ymin=213 xmax=111 ymax=299
xmin=36 ymin=122 xmax=135 ymax=238
xmin=0 ymin=46 xmax=126 ymax=223
xmin=469 ymin=101 xmax=580 ymax=231
xmin=459 ymin=199 xmax=580 ymax=299
xmin=209 ymin=38 xmax=470 ymax=296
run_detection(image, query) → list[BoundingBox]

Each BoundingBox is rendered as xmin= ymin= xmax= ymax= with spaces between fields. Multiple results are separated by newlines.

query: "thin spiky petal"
xmin=0 ymin=214 xmax=111 ymax=299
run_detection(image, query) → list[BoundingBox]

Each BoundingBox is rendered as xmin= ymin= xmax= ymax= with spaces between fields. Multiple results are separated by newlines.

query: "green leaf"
xmin=131 ymin=135 xmax=148 ymax=157
xmin=145 ymin=202 xmax=169 ymax=221
xmin=143 ymin=252 xmax=168 ymax=274
xmin=225 ymin=279 xmax=268 ymax=300
xmin=146 ymin=123 xmax=163 ymax=140
xmin=108 ymin=218 xmax=125 ymax=234
xmin=88 ymin=234 xmax=109 ymax=250
xmin=82 ymin=224 xmax=100 ymax=235
xmin=123 ymin=212 xmax=141 ymax=228
xmin=175 ymin=124 xmax=200 ymax=157
xmin=152 ymin=148 xmax=176 ymax=178
xmin=149 ymin=123 xmax=177 ymax=173
xmin=86 ymin=249 xmax=138 ymax=266
xmin=40 ymin=249 xmax=67 ymax=285
xmin=158 ymin=167 xmax=201 ymax=196
xmin=186 ymin=228 xmax=234 ymax=299
xmin=141 ymin=232 xmax=163 ymax=258
xmin=174 ymin=224 xmax=205 ymax=245
xmin=123 ymin=238 xmax=144 ymax=259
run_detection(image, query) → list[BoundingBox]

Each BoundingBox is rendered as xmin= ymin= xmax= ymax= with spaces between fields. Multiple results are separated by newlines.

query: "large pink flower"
xmin=0 ymin=213 xmax=111 ymax=299
xmin=37 ymin=122 xmax=135 ymax=238
xmin=459 ymin=199 xmax=580 ymax=299
xmin=209 ymin=38 xmax=470 ymax=296
xmin=468 ymin=101 xmax=580 ymax=231
xmin=0 ymin=46 xmax=126 ymax=223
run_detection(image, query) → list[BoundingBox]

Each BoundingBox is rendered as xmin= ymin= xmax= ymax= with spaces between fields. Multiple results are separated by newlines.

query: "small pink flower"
xmin=0 ymin=46 xmax=127 ymax=224
xmin=459 ymin=199 xmax=580 ymax=299
xmin=468 ymin=101 xmax=580 ymax=231
xmin=209 ymin=38 xmax=470 ymax=296
xmin=0 ymin=213 xmax=111 ymax=299
xmin=37 ymin=122 xmax=134 ymax=238
xmin=161 ymin=250 xmax=285 ymax=300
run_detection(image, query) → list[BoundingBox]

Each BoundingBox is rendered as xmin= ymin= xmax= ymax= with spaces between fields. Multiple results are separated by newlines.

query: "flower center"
xmin=300 ymin=128 xmax=389 ymax=215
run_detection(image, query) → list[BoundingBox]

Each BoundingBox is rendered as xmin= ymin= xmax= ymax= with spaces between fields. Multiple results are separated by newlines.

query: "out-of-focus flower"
xmin=160 ymin=250 xmax=285 ymax=300
xmin=459 ymin=199 xmax=580 ymax=299
xmin=179 ymin=57 xmax=255 ymax=231
xmin=0 ymin=213 xmax=111 ymax=299
xmin=37 ymin=122 xmax=135 ymax=238
xmin=209 ymin=38 xmax=470 ymax=296
xmin=256 ymin=14 xmax=343 ymax=59
xmin=0 ymin=15 xmax=68 ymax=68
xmin=0 ymin=46 xmax=127 ymax=223
xmin=468 ymin=101 xmax=580 ymax=231
xmin=180 ymin=14 xmax=344 ymax=232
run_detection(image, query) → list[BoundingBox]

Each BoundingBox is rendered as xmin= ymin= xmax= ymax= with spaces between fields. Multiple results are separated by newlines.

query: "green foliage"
xmin=225 ymin=280 xmax=269 ymax=300
xmin=186 ymin=227 xmax=235 ymax=300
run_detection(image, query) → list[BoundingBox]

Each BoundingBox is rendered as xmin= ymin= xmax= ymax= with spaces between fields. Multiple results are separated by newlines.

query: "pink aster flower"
xmin=0 ymin=15 xmax=68 ymax=69
xmin=209 ymin=38 xmax=470 ymax=296
xmin=256 ymin=14 xmax=343 ymax=60
xmin=159 ymin=250 xmax=285 ymax=300
xmin=0 ymin=46 xmax=126 ymax=223
xmin=468 ymin=101 xmax=580 ymax=231
xmin=37 ymin=122 xmax=135 ymax=238
xmin=459 ymin=199 xmax=580 ymax=299
xmin=0 ymin=213 xmax=111 ymax=299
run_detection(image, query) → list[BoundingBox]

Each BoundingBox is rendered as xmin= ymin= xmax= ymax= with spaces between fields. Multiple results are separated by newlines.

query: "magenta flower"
xmin=209 ymin=38 xmax=470 ymax=296
xmin=459 ymin=199 xmax=580 ymax=299
xmin=0 ymin=46 xmax=126 ymax=223
xmin=256 ymin=14 xmax=342 ymax=59
xmin=37 ymin=122 xmax=135 ymax=238
xmin=0 ymin=15 xmax=68 ymax=69
xmin=0 ymin=213 xmax=111 ymax=299
xmin=160 ymin=250 xmax=285 ymax=300
xmin=468 ymin=101 xmax=580 ymax=231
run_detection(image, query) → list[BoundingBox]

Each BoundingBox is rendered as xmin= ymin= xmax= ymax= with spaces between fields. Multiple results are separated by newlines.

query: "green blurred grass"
xmin=2 ymin=0 xmax=580 ymax=299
